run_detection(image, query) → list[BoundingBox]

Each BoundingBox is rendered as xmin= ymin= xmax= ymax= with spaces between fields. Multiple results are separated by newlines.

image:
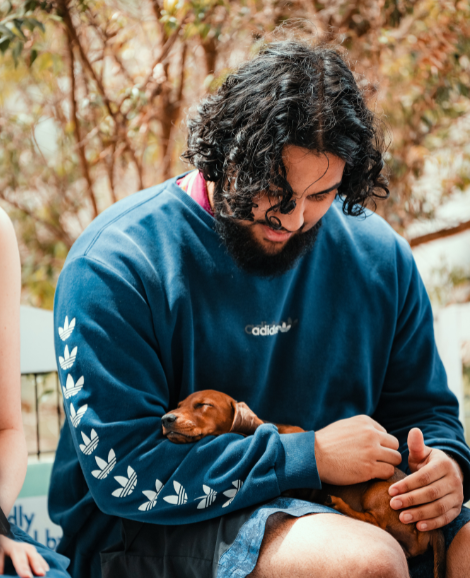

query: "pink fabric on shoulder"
xmin=177 ymin=170 xmax=214 ymax=216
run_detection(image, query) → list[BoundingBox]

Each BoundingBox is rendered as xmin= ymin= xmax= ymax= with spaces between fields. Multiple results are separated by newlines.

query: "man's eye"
xmin=308 ymin=191 xmax=334 ymax=202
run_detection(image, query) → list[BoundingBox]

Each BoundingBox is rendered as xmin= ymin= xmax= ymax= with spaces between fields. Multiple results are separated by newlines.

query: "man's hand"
xmin=389 ymin=428 xmax=464 ymax=531
xmin=315 ymin=415 xmax=402 ymax=485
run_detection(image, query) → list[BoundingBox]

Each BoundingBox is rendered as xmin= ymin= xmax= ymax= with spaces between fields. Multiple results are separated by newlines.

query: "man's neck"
xmin=206 ymin=180 xmax=215 ymax=213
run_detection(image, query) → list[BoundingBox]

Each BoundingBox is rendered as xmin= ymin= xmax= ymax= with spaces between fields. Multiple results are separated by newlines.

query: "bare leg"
xmin=446 ymin=521 xmax=470 ymax=578
xmin=248 ymin=512 xmax=409 ymax=578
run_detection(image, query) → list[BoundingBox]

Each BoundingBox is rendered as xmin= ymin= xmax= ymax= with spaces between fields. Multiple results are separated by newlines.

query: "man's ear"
xmin=230 ymin=401 xmax=264 ymax=436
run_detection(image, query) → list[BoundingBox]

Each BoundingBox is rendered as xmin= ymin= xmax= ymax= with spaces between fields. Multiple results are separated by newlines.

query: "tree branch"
xmin=0 ymin=193 xmax=74 ymax=248
xmin=59 ymin=0 xmax=144 ymax=189
xmin=409 ymin=219 xmax=470 ymax=247
xmin=65 ymin=27 xmax=99 ymax=218
xmin=140 ymin=13 xmax=189 ymax=92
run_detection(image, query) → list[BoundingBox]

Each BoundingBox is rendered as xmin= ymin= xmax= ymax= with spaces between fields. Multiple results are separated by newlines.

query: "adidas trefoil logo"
xmin=138 ymin=479 xmax=164 ymax=511
xmin=59 ymin=345 xmax=78 ymax=370
xmin=222 ymin=480 xmax=243 ymax=508
xmin=79 ymin=429 xmax=99 ymax=455
xmin=163 ymin=481 xmax=187 ymax=505
xmin=112 ymin=466 xmax=138 ymax=498
xmin=58 ymin=316 xmax=76 ymax=341
xmin=92 ymin=449 xmax=116 ymax=479
xmin=62 ymin=374 xmax=84 ymax=399
xmin=195 ymin=485 xmax=217 ymax=509
xmin=69 ymin=403 xmax=88 ymax=428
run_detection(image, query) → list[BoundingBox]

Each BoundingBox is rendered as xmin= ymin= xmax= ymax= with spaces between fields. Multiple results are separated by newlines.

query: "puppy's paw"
xmin=325 ymin=495 xmax=342 ymax=510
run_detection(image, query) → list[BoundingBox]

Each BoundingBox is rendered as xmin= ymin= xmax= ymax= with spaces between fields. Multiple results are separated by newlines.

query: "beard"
xmin=214 ymin=215 xmax=322 ymax=277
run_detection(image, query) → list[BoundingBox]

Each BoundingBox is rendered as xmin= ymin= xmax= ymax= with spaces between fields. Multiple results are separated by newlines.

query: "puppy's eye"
xmin=194 ymin=403 xmax=213 ymax=409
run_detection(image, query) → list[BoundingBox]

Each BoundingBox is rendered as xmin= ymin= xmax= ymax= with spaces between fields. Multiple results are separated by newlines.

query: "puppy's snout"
xmin=162 ymin=413 xmax=177 ymax=428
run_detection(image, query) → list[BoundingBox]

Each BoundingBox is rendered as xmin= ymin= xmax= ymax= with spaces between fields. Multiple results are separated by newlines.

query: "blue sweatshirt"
xmin=49 ymin=175 xmax=470 ymax=564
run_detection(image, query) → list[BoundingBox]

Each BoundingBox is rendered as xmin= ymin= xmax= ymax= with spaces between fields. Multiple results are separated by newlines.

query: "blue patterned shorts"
xmin=217 ymin=498 xmax=470 ymax=578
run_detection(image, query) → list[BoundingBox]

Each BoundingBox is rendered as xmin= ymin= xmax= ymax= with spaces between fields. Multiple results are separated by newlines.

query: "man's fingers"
xmin=390 ymin=478 xmax=451 ymax=511
xmin=379 ymin=432 xmax=400 ymax=451
xmin=415 ymin=507 xmax=462 ymax=531
xmin=398 ymin=499 xmax=461 ymax=531
xmin=373 ymin=461 xmax=396 ymax=480
xmin=407 ymin=428 xmax=431 ymax=465
xmin=398 ymin=494 xmax=457 ymax=525
xmin=376 ymin=447 xmax=402 ymax=467
xmin=389 ymin=462 xmax=445 ymax=497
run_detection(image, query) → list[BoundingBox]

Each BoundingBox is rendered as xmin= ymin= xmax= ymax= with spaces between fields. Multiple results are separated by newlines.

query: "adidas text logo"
xmin=69 ymin=403 xmax=88 ymax=428
xmin=58 ymin=316 xmax=76 ymax=341
xmin=63 ymin=374 xmax=84 ymax=399
xmin=59 ymin=345 xmax=78 ymax=370
xmin=195 ymin=485 xmax=217 ymax=509
xmin=113 ymin=466 xmax=138 ymax=498
xmin=222 ymin=480 xmax=243 ymax=508
xmin=245 ymin=318 xmax=298 ymax=336
xmin=163 ymin=481 xmax=187 ymax=505
xmin=79 ymin=429 xmax=99 ymax=455
xmin=139 ymin=479 xmax=164 ymax=511
xmin=92 ymin=449 xmax=116 ymax=479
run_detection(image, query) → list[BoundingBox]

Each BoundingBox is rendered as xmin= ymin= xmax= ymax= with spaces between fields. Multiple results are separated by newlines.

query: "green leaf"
xmin=23 ymin=17 xmax=45 ymax=33
xmin=29 ymin=47 xmax=38 ymax=66
xmin=12 ymin=39 xmax=23 ymax=67
xmin=0 ymin=24 xmax=15 ymax=39
xmin=13 ymin=19 xmax=27 ymax=40
xmin=24 ymin=1 xmax=39 ymax=11
xmin=0 ymin=36 xmax=11 ymax=53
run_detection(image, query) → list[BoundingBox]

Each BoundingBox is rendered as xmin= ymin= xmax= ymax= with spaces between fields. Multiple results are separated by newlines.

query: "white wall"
xmin=20 ymin=306 xmax=56 ymax=374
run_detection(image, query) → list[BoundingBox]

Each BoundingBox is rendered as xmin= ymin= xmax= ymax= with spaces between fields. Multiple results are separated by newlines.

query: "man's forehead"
xmin=282 ymin=145 xmax=345 ymax=197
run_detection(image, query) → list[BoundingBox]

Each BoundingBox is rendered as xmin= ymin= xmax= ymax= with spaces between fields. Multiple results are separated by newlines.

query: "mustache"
xmin=252 ymin=220 xmax=306 ymax=234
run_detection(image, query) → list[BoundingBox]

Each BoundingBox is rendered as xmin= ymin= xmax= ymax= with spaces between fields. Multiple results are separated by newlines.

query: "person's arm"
xmin=0 ymin=208 xmax=27 ymax=515
xmin=372 ymin=239 xmax=470 ymax=529
xmin=53 ymin=255 xmax=320 ymax=524
xmin=0 ymin=209 xmax=50 ymax=578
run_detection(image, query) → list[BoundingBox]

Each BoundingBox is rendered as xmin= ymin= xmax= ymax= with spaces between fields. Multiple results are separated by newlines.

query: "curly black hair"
xmin=182 ymin=40 xmax=389 ymax=227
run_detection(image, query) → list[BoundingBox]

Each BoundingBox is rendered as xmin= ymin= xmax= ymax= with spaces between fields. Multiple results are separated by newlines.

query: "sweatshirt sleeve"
xmin=54 ymin=256 xmax=320 ymax=525
xmin=372 ymin=241 xmax=470 ymax=501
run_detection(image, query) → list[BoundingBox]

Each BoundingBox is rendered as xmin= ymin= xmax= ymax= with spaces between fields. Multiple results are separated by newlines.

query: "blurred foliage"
xmin=426 ymin=261 xmax=470 ymax=306
xmin=1 ymin=0 xmax=470 ymax=308
xmin=462 ymin=341 xmax=470 ymax=445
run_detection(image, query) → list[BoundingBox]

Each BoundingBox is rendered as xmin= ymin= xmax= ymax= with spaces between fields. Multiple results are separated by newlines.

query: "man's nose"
xmin=276 ymin=202 xmax=305 ymax=232
xmin=162 ymin=413 xmax=177 ymax=428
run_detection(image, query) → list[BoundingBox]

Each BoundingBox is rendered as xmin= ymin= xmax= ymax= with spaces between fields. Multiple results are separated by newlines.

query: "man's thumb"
xmin=408 ymin=428 xmax=430 ymax=464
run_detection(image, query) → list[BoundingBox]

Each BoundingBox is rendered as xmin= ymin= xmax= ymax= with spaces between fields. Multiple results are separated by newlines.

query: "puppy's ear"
xmin=230 ymin=401 xmax=264 ymax=436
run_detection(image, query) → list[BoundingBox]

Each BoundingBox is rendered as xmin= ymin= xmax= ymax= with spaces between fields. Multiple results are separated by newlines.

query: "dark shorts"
xmin=101 ymin=498 xmax=470 ymax=578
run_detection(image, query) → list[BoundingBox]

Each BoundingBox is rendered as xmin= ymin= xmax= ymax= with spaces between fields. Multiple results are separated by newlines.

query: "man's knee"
xmin=250 ymin=513 xmax=409 ymax=578
xmin=359 ymin=535 xmax=409 ymax=578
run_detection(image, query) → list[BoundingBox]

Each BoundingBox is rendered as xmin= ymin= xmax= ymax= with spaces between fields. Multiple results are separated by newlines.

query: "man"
xmin=49 ymin=41 xmax=470 ymax=578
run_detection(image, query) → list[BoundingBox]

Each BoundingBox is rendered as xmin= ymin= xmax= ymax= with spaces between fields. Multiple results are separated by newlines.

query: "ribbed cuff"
xmin=275 ymin=430 xmax=321 ymax=493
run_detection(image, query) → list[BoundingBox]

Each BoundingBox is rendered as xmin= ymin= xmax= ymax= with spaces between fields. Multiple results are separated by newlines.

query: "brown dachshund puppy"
xmin=161 ymin=390 xmax=303 ymax=443
xmin=162 ymin=390 xmax=445 ymax=578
